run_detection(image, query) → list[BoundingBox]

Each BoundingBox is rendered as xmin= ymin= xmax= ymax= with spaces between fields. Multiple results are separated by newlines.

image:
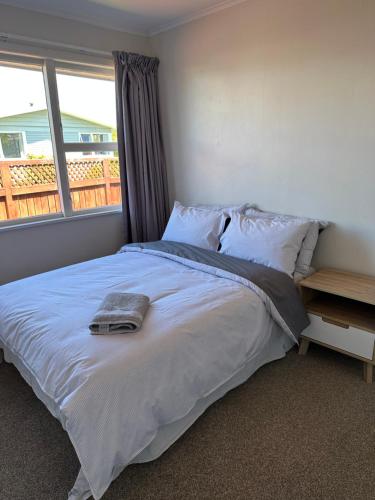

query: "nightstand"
xmin=298 ymin=268 xmax=375 ymax=383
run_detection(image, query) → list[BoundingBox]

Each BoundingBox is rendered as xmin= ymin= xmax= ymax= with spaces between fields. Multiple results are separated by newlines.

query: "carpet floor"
xmin=1 ymin=344 xmax=375 ymax=500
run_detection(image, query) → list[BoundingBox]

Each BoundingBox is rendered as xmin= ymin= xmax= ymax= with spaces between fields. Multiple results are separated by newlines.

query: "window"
xmin=0 ymin=55 xmax=120 ymax=226
xmin=56 ymin=70 xmax=119 ymax=212
xmin=79 ymin=132 xmax=112 ymax=156
xmin=0 ymin=132 xmax=25 ymax=159
xmin=79 ymin=133 xmax=111 ymax=143
xmin=80 ymin=133 xmax=91 ymax=143
xmin=0 ymin=63 xmax=61 ymax=222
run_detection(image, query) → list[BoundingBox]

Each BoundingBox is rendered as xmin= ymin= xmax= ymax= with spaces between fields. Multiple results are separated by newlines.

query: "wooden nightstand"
xmin=298 ymin=268 xmax=375 ymax=383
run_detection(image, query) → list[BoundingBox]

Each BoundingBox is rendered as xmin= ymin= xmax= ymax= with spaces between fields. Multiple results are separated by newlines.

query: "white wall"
xmin=152 ymin=0 xmax=375 ymax=275
xmin=0 ymin=4 xmax=152 ymax=284
xmin=0 ymin=213 xmax=124 ymax=284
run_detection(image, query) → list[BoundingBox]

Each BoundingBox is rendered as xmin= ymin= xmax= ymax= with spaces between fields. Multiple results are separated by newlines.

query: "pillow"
xmin=192 ymin=203 xmax=249 ymax=217
xmin=220 ymin=213 xmax=311 ymax=276
xmin=293 ymin=266 xmax=316 ymax=283
xmin=162 ymin=201 xmax=226 ymax=251
xmin=244 ymin=207 xmax=329 ymax=279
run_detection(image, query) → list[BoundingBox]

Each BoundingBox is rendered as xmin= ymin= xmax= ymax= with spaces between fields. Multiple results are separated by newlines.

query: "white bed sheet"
xmin=0 ymin=250 xmax=294 ymax=499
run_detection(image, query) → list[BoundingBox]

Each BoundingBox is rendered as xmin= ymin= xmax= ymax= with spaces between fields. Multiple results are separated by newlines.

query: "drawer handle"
xmin=322 ymin=317 xmax=349 ymax=329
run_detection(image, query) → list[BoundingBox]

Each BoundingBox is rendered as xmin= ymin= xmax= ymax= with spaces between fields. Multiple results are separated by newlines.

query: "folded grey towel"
xmin=89 ymin=292 xmax=150 ymax=335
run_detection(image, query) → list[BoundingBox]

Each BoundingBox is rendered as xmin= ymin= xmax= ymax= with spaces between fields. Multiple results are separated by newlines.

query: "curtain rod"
xmin=0 ymin=32 xmax=112 ymax=59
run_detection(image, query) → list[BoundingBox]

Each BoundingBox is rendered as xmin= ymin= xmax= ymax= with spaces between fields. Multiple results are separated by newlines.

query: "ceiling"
xmin=0 ymin=0 xmax=246 ymax=36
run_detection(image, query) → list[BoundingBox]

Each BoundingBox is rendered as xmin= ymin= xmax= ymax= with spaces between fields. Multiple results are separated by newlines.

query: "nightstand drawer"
xmin=304 ymin=313 xmax=375 ymax=360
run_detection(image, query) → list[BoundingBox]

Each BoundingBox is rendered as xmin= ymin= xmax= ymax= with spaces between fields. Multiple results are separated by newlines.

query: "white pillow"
xmin=220 ymin=213 xmax=311 ymax=276
xmin=244 ymin=207 xmax=329 ymax=278
xmin=192 ymin=203 xmax=249 ymax=217
xmin=162 ymin=201 xmax=226 ymax=251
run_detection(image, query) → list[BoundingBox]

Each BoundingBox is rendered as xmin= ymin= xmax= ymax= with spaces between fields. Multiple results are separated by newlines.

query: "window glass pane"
xmin=65 ymin=151 xmax=121 ymax=212
xmin=0 ymin=133 xmax=24 ymax=158
xmin=56 ymin=72 xmax=117 ymax=144
xmin=92 ymin=133 xmax=109 ymax=143
xmin=0 ymin=64 xmax=62 ymax=222
xmin=80 ymin=133 xmax=91 ymax=143
xmin=57 ymin=70 xmax=120 ymax=211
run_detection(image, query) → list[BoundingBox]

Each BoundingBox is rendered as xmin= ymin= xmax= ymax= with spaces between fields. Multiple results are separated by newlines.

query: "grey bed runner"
xmin=125 ymin=240 xmax=309 ymax=340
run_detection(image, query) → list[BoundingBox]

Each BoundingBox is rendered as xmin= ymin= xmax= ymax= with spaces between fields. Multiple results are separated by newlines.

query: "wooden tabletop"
xmin=300 ymin=268 xmax=375 ymax=306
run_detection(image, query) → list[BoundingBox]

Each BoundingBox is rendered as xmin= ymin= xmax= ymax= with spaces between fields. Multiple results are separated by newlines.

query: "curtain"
xmin=113 ymin=51 xmax=169 ymax=243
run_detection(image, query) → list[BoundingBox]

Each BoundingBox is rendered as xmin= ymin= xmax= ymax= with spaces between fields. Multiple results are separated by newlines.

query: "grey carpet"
xmin=1 ymin=344 xmax=374 ymax=500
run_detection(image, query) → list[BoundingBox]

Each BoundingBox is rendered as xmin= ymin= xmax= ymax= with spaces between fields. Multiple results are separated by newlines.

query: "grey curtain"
xmin=113 ymin=51 xmax=169 ymax=243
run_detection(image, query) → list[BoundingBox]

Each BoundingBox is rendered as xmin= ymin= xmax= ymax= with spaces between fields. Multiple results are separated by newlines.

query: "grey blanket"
xmin=90 ymin=292 xmax=150 ymax=334
xmin=125 ymin=241 xmax=309 ymax=340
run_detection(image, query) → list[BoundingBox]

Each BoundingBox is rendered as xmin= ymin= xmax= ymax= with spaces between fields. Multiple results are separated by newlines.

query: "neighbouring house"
xmin=0 ymin=107 xmax=114 ymax=159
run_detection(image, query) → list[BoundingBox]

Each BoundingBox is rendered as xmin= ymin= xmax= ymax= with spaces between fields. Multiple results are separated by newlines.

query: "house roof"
xmin=0 ymin=107 xmax=114 ymax=130
xmin=0 ymin=105 xmax=45 ymax=119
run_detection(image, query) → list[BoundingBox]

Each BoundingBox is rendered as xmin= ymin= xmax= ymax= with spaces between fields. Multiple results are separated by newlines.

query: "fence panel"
xmin=0 ymin=157 xmax=121 ymax=221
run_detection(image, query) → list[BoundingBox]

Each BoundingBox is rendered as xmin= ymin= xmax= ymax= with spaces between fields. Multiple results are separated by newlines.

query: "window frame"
xmin=0 ymin=54 xmax=120 ymax=229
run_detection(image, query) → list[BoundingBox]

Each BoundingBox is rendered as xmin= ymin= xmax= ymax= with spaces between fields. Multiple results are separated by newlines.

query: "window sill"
xmin=0 ymin=208 xmax=122 ymax=234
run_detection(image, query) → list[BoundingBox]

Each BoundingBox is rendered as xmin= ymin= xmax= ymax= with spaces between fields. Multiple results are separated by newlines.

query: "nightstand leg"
xmin=363 ymin=362 xmax=373 ymax=384
xmin=298 ymin=338 xmax=310 ymax=356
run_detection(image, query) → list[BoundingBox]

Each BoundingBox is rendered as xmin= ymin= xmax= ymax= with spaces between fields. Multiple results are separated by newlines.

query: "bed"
xmin=0 ymin=241 xmax=308 ymax=499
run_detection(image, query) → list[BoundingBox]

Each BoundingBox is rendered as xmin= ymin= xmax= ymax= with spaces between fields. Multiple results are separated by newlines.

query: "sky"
xmin=0 ymin=66 xmax=116 ymax=128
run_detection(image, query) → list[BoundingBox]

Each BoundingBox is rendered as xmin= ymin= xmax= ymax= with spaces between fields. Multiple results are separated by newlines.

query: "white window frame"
xmin=0 ymin=53 xmax=120 ymax=229
xmin=0 ymin=131 xmax=27 ymax=159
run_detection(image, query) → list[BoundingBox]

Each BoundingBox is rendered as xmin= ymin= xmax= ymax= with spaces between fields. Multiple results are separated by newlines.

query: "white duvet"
xmin=0 ymin=249 xmax=289 ymax=499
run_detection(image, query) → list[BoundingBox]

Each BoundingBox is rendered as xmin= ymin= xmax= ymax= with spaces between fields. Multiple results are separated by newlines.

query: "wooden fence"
xmin=0 ymin=157 xmax=121 ymax=221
